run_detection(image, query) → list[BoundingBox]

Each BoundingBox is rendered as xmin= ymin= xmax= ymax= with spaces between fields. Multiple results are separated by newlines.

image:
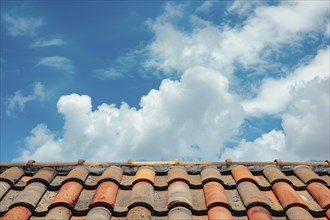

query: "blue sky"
xmin=1 ymin=1 xmax=329 ymax=162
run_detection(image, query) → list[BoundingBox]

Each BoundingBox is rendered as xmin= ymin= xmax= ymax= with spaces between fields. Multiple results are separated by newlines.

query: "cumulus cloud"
xmin=37 ymin=56 xmax=74 ymax=73
xmin=145 ymin=1 xmax=329 ymax=77
xmin=6 ymin=82 xmax=46 ymax=116
xmin=30 ymin=38 xmax=65 ymax=47
xmin=243 ymin=47 xmax=330 ymax=116
xmin=14 ymin=67 xmax=245 ymax=161
xmin=3 ymin=14 xmax=43 ymax=37
xmin=221 ymin=77 xmax=329 ymax=161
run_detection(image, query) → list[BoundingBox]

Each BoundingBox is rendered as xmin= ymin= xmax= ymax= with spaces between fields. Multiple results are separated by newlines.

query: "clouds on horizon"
xmin=9 ymin=1 xmax=330 ymax=162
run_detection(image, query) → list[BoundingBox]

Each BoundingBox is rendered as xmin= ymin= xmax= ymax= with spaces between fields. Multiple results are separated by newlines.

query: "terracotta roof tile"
xmin=272 ymin=182 xmax=308 ymax=209
xmin=168 ymin=181 xmax=192 ymax=208
xmin=168 ymin=166 xmax=189 ymax=184
xmin=203 ymin=181 xmax=230 ymax=208
xmin=0 ymin=167 xmax=24 ymax=185
xmin=0 ymin=160 xmax=329 ymax=219
xmin=2 ymin=206 xmax=31 ymax=220
xmin=247 ymin=206 xmax=272 ymax=220
xmin=90 ymin=181 xmax=119 ymax=208
xmin=168 ymin=206 xmax=192 ymax=220
xmin=85 ymin=206 xmax=112 ymax=220
xmin=133 ymin=166 xmax=155 ymax=185
xmin=11 ymin=182 xmax=47 ymax=209
xmin=201 ymin=166 xmax=222 ymax=183
xmin=294 ymin=166 xmax=326 ymax=184
xmin=207 ymin=206 xmax=233 ymax=220
xmin=306 ymin=182 xmax=330 ymax=209
xmin=231 ymin=165 xmax=256 ymax=184
xmin=50 ymin=181 xmax=83 ymax=208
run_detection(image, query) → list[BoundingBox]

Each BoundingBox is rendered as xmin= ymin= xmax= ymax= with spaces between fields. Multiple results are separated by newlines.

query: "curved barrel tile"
xmin=127 ymin=206 xmax=151 ymax=220
xmin=207 ymin=206 xmax=233 ymax=220
xmin=168 ymin=206 xmax=192 ymax=220
xmin=91 ymin=181 xmax=119 ymax=208
xmin=168 ymin=181 xmax=192 ymax=208
xmin=168 ymin=166 xmax=189 ymax=184
xmin=247 ymin=206 xmax=272 ymax=220
xmin=286 ymin=206 xmax=314 ymax=219
xmin=201 ymin=166 xmax=222 ymax=183
xmin=2 ymin=206 xmax=32 ymax=220
xmin=130 ymin=181 xmax=154 ymax=207
xmin=133 ymin=166 xmax=156 ymax=185
xmin=263 ymin=166 xmax=290 ymax=185
xmin=12 ymin=182 xmax=47 ymax=209
xmin=273 ymin=182 xmax=308 ymax=209
xmin=231 ymin=165 xmax=256 ymax=184
xmin=50 ymin=181 xmax=83 ymax=208
xmin=85 ymin=206 xmax=112 ymax=220
xmin=306 ymin=182 xmax=330 ymax=209
xmin=0 ymin=167 xmax=24 ymax=185
xmin=99 ymin=166 xmax=123 ymax=184
xmin=45 ymin=206 xmax=72 ymax=220
xmin=28 ymin=168 xmax=56 ymax=185
xmin=237 ymin=182 xmax=270 ymax=209
xmin=294 ymin=166 xmax=326 ymax=184
xmin=203 ymin=181 xmax=230 ymax=208
xmin=0 ymin=182 xmax=11 ymax=200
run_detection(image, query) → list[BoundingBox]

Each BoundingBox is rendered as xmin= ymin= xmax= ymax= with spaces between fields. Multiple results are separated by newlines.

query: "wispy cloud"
xmin=94 ymin=67 xmax=123 ymax=80
xmin=6 ymin=82 xmax=46 ymax=116
xmin=3 ymin=14 xmax=43 ymax=37
xmin=37 ymin=56 xmax=74 ymax=73
xmin=30 ymin=38 xmax=65 ymax=48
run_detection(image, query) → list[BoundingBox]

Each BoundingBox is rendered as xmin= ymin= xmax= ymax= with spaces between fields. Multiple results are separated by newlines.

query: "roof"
xmin=0 ymin=159 xmax=329 ymax=220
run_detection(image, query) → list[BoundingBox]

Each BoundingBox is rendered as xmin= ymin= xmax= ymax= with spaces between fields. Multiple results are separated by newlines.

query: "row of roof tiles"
xmin=0 ymin=163 xmax=329 ymax=219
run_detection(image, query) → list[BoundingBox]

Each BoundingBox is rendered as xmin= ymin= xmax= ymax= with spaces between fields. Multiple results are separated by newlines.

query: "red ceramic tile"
xmin=91 ymin=181 xmax=119 ymax=208
xmin=237 ymin=181 xmax=269 ymax=208
xmin=131 ymin=181 xmax=154 ymax=206
xmin=2 ymin=206 xmax=32 ymax=220
xmin=231 ymin=165 xmax=256 ymax=184
xmin=203 ymin=181 xmax=230 ymax=208
xmin=12 ymin=182 xmax=47 ymax=208
xmin=285 ymin=206 xmax=313 ymax=220
xmin=201 ymin=166 xmax=222 ymax=183
xmin=29 ymin=167 xmax=56 ymax=184
xmin=0 ymin=167 xmax=24 ymax=185
xmin=51 ymin=181 xmax=83 ymax=208
xmin=207 ymin=206 xmax=233 ymax=220
xmin=168 ymin=206 xmax=192 ymax=220
xmin=127 ymin=206 xmax=151 ymax=220
xmin=294 ymin=166 xmax=325 ymax=184
xmin=85 ymin=206 xmax=112 ymax=220
xmin=263 ymin=166 xmax=290 ymax=185
xmin=133 ymin=166 xmax=156 ymax=185
xmin=0 ymin=182 xmax=11 ymax=200
xmin=168 ymin=166 xmax=189 ymax=184
xmin=99 ymin=166 xmax=123 ymax=184
xmin=247 ymin=206 xmax=272 ymax=220
xmin=272 ymin=182 xmax=308 ymax=209
xmin=46 ymin=206 xmax=72 ymax=220
xmin=64 ymin=166 xmax=89 ymax=184
xmin=168 ymin=181 xmax=192 ymax=208
xmin=307 ymin=182 xmax=330 ymax=209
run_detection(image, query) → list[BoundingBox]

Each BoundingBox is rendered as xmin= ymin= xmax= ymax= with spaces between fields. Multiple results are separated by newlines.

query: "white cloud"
xmin=227 ymin=0 xmax=265 ymax=16
xmin=6 ymin=82 xmax=46 ymax=116
xmin=94 ymin=67 xmax=123 ymax=80
xmin=14 ymin=67 xmax=245 ymax=162
xmin=3 ymin=14 xmax=43 ymax=37
xmin=196 ymin=1 xmax=216 ymax=13
xmin=220 ymin=77 xmax=329 ymax=161
xmin=30 ymin=38 xmax=65 ymax=47
xmin=37 ymin=56 xmax=74 ymax=73
xmin=145 ymin=1 xmax=329 ymax=77
xmin=243 ymin=46 xmax=329 ymax=116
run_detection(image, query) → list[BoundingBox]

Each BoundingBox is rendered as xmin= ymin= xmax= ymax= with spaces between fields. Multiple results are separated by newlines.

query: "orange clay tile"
xmin=127 ymin=206 xmax=151 ymax=220
xmin=294 ymin=166 xmax=325 ymax=184
xmin=168 ymin=181 xmax=192 ymax=208
xmin=263 ymin=166 xmax=290 ymax=184
xmin=168 ymin=206 xmax=192 ymax=220
xmin=231 ymin=165 xmax=256 ymax=184
xmin=2 ymin=206 xmax=32 ymax=220
xmin=272 ymin=182 xmax=308 ymax=209
xmin=130 ymin=181 xmax=154 ymax=206
xmin=200 ymin=166 xmax=222 ymax=183
xmin=45 ymin=206 xmax=71 ymax=220
xmin=12 ymin=182 xmax=47 ymax=208
xmin=51 ymin=181 xmax=83 ymax=208
xmin=237 ymin=181 xmax=269 ymax=208
xmin=99 ymin=166 xmax=123 ymax=184
xmin=85 ymin=206 xmax=112 ymax=220
xmin=168 ymin=166 xmax=189 ymax=184
xmin=0 ymin=167 xmax=24 ymax=185
xmin=64 ymin=166 xmax=89 ymax=184
xmin=247 ymin=206 xmax=272 ymax=220
xmin=207 ymin=206 xmax=233 ymax=220
xmin=203 ymin=181 xmax=230 ymax=208
xmin=29 ymin=167 xmax=56 ymax=184
xmin=306 ymin=182 xmax=330 ymax=209
xmin=91 ymin=181 xmax=119 ymax=208
xmin=0 ymin=182 xmax=11 ymax=200
xmin=285 ymin=206 xmax=314 ymax=219
xmin=133 ymin=166 xmax=156 ymax=185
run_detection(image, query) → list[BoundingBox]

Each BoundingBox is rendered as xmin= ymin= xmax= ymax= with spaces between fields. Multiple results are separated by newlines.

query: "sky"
xmin=1 ymin=0 xmax=329 ymax=162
